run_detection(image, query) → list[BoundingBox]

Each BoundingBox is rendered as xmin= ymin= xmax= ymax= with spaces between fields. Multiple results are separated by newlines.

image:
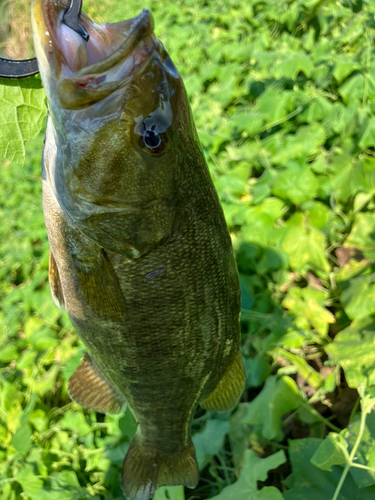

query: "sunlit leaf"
xmin=0 ymin=78 xmax=46 ymax=165
xmin=325 ymin=326 xmax=375 ymax=389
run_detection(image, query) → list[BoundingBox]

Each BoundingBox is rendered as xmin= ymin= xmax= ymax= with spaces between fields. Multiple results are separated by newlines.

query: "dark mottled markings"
xmin=145 ymin=269 xmax=166 ymax=281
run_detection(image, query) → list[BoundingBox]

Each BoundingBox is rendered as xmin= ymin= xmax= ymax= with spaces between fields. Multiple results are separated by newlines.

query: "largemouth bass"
xmin=31 ymin=1 xmax=245 ymax=498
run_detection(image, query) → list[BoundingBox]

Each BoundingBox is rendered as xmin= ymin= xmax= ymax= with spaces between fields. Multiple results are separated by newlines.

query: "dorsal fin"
xmin=49 ymin=250 xmax=65 ymax=310
xmin=68 ymin=353 xmax=124 ymax=414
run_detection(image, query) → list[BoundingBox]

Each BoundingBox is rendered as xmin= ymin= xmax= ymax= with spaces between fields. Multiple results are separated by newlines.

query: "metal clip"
xmin=0 ymin=0 xmax=89 ymax=79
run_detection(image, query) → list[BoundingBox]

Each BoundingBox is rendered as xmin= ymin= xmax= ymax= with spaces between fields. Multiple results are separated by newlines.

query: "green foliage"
xmin=284 ymin=437 xmax=375 ymax=500
xmin=209 ymin=450 xmax=286 ymax=500
xmin=241 ymin=376 xmax=302 ymax=441
xmin=0 ymin=77 xmax=46 ymax=165
xmin=1 ymin=0 xmax=375 ymax=498
xmin=154 ymin=487 xmax=185 ymax=500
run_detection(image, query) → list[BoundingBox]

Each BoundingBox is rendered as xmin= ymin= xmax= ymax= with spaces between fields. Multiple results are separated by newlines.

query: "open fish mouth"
xmin=33 ymin=0 xmax=156 ymax=108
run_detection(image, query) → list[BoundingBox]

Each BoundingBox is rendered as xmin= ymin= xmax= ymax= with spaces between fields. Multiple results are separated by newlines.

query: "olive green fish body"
xmin=32 ymin=1 xmax=245 ymax=498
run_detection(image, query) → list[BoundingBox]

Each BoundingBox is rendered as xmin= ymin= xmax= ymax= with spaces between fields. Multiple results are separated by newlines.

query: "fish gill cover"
xmin=1 ymin=0 xmax=375 ymax=499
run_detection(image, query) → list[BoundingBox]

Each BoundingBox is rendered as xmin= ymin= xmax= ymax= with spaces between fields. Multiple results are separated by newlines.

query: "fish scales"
xmin=32 ymin=0 xmax=245 ymax=498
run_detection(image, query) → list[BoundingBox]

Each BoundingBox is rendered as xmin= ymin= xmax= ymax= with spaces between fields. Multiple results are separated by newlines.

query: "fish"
xmin=31 ymin=1 xmax=245 ymax=499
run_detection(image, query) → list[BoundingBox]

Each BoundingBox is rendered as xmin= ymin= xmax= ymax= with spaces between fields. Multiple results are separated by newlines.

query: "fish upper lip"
xmin=34 ymin=1 xmax=157 ymax=108
xmin=73 ymin=9 xmax=154 ymax=78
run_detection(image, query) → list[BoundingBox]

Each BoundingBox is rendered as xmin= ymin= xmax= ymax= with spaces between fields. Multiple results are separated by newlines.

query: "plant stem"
xmin=332 ymin=401 xmax=368 ymax=500
xmin=350 ymin=463 xmax=375 ymax=473
xmin=300 ymin=401 xmax=341 ymax=433
xmin=348 ymin=397 xmax=361 ymax=424
xmin=216 ymin=452 xmax=232 ymax=486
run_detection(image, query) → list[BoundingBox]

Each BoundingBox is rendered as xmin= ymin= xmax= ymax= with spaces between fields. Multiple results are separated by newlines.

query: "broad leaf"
xmin=311 ymin=433 xmax=348 ymax=471
xmin=325 ymin=327 xmax=375 ymax=389
xmin=241 ymin=376 xmax=302 ymax=441
xmin=347 ymin=413 xmax=375 ymax=488
xmin=209 ymin=449 xmax=286 ymax=500
xmin=154 ymin=486 xmax=185 ymax=500
xmin=0 ymin=77 xmax=46 ymax=165
xmin=284 ymin=438 xmax=375 ymax=500
xmin=345 ymin=213 xmax=375 ymax=260
xmin=340 ymin=274 xmax=375 ymax=320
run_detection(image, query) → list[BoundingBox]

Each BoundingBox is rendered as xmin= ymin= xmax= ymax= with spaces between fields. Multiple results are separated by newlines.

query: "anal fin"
xmin=200 ymin=351 xmax=245 ymax=412
xmin=49 ymin=250 xmax=65 ymax=310
xmin=68 ymin=353 xmax=124 ymax=414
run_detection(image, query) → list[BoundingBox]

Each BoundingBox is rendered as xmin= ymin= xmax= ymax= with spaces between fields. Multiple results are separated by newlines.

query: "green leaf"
xmin=284 ymin=438 xmax=375 ymax=500
xmin=60 ymin=410 xmax=91 ymax=437
xmin=282 ymin=224 xmax=330 ymax=272
xmin=325 ymin=328 xmax=375 ymax=389
xmin=241 ymin=376 xmax=302 ymax=441
xmin=310 ymin=433 xmax=348 ymax=471
xmin=274 ymin=349 xmax=323 ymax=388
xmin=329 ymin=155 xmax=366 ymax=202
xmin=339 ymin=74 xmax=365 ymax=104
xmin=244 ymin=352 xmax=272 ymax=388
xmin=345 ymin=213 xmax=375 ymax=260
xmin=282 ymin=286 xmax=335 ymax=338
xmin=209 ymin=449 xmax=286 ymax=500
xmin=16 ymin=465 xmax=44 ymax=499
xmin=62 ymin=344 xmax=86 ymax=381
xmin=340 ymin=274 xmax=375 ymax=320
xmin=48 ymin=470 xmax=96 ymax=498
xmin=360 ymin=118 xmax=375 ymax=149
xmin=333 ymin=57 xmax=360 ymax=84
xmin=193 ymin=419 xmax=230 ymax=469
xmin=273 ymin=53 xmax=314 ymax=79
xmin=271 ymin=125 xmax=325 ymax=165
xmin=118 ymin=406 xmax=138 ymax=440
xmin=0 ymin=78 xmax=46 ymax=165
xmin=299 ymin=96 xmax=333 ymax=123
xmin=0 ymin=481 xmax=12 ymax=500
xmin=230 ymin=112 xmax=263 ymax=135
xmin=347 ymin=413 xmax=375 ymax=488
xmin=25 ymin=366 xmax=59 ymax=396
xmin=258 ymin=89 xmax=293 ymax=124
xmin=335 ymin=259 xmax=370 ymax=283
xmin=154 ymin=486 xmax=185 ymax=500
xmin=12 ymin=425 xmax=32 ymax=454
xmin=0 ymin=344 xmax=19 ymax=363
xmin=272 ymin=165 xmax=319 ymax=205
xmin=193 ymin=419 xmax=230 ymax=456
xmin=28 ymin=409 xmax=48 ymax=433
xmin=229 ymin=405 xmax=250 ymax=469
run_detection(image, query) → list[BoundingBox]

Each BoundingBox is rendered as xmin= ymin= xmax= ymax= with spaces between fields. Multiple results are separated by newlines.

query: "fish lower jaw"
xmin=62 ymin=34 xmax=156 ymax=84
xmin=57 ymin=8 xmax=155 ymax=79
xmin=56 ymin=34 xmax=156 ymax=109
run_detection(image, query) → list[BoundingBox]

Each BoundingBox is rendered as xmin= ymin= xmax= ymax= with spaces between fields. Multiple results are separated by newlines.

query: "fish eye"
xmin=144 ymin=130 xmax=161 ymax=148
xmin=138 ymin=123 xmax=167 ymax=155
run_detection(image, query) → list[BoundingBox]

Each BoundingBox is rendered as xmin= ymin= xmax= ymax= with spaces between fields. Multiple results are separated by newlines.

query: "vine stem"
xmin=351 ymin=463 xmax=375 ymax=473
xmin=300 ymin=401 xmax=341 ymax=433
xmin=331 ymin=400 xmax=368 ymax=500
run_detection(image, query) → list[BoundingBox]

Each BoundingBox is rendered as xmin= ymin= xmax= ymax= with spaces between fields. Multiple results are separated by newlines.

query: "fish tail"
xmin=121 ymin=434 xmax=199 ymax=500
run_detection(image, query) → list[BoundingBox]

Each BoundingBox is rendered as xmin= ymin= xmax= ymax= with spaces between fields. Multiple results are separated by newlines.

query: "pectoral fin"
xmin=49 ymin=250 xmax=65 ymax=310
xmin=73 ymin=248 xmax=126 ymax=322
xmin=200 ymin=351 xmax=245 ymax=412
xmin=68 ymin=353 xmax=124 ymax=414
